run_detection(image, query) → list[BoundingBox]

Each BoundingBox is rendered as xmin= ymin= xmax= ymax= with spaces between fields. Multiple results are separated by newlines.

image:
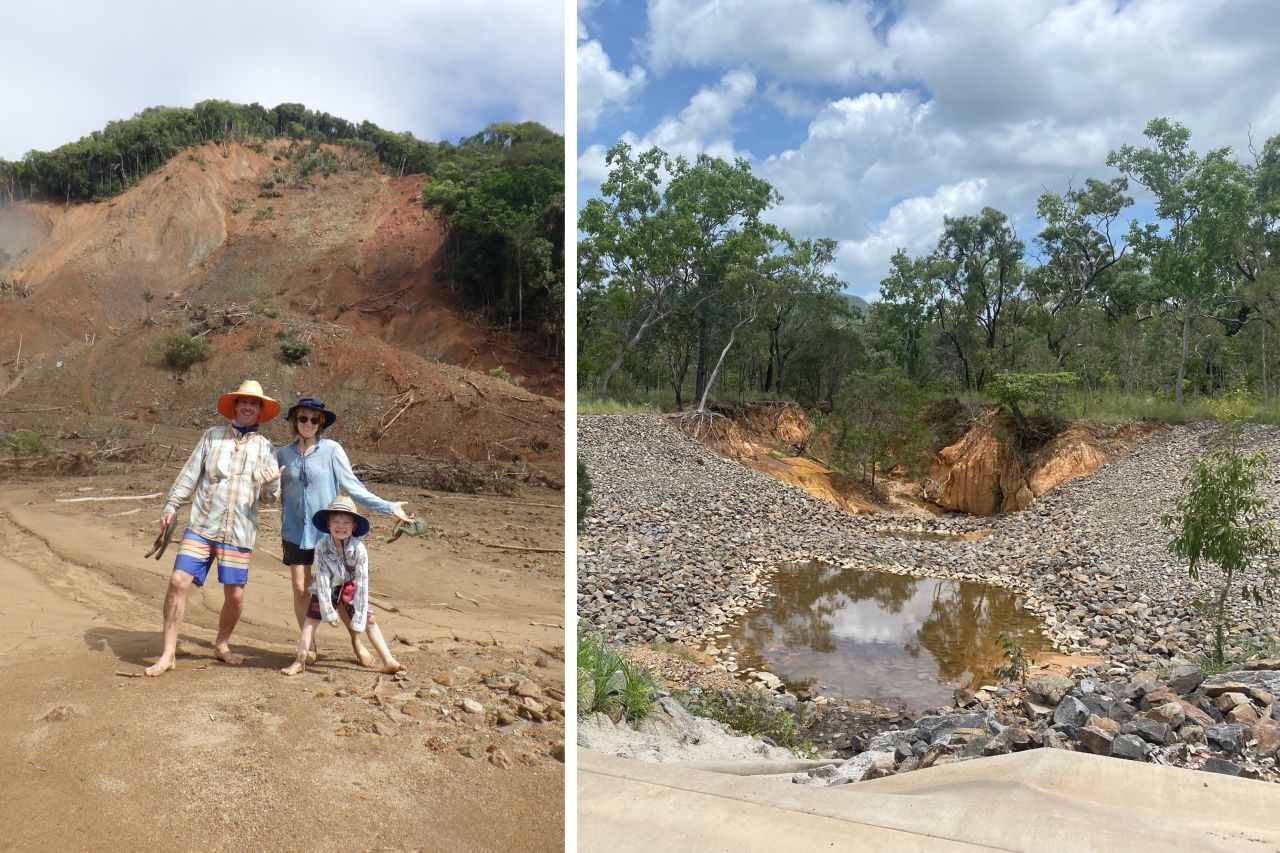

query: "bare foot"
xmin=354 ymin=643 xmax=377 ymax=669
xmin=213 ymin=646 xmax=244 ymax=666
xmin=281 ymin=660 xmax=305 ymax=676
xmin=143 ymin=657 xmax=175 ymax=677
xmin=305 ymin=650 xmax=318 ymax=666
xmin=381 ymin=660 xmax=405 ymax=674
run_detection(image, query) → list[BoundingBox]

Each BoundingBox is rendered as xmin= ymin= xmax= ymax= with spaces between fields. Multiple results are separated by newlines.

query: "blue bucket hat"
xmin=312 ymin=494 xmax=371 ymax=538
xmin=287 ymin=396 xmax=337 ymax=429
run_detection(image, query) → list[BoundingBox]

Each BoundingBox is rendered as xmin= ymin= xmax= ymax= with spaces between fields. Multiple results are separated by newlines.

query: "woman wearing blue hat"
xmin=276 ymin=396 xmax=414 ymax=666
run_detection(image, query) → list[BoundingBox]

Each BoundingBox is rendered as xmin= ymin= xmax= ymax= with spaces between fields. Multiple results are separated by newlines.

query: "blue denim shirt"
xmin=276 ymin=438 xmax=397 ymax=549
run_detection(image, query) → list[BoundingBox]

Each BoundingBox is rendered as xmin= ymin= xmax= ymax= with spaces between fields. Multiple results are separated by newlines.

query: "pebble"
xmin=580 ymin=414 xmax=1280 ymax=782
xmin=579 ymin=414 xmax=1279 ymax=676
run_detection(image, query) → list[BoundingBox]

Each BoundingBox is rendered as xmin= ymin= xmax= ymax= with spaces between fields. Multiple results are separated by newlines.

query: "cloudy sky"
xmin=578 ymin=0 xmax=1280 ymax=299
xmin=1 ymin=0 xmax=565 ymax=161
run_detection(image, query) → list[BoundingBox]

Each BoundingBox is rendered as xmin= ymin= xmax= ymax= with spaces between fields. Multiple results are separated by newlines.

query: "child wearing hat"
xmin=281 ymin=494 xmax=404 ymax=676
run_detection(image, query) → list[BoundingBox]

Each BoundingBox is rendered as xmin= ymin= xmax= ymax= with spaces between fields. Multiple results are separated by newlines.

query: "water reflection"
xmin=725 ymin=561 xmax=1044 ymax=710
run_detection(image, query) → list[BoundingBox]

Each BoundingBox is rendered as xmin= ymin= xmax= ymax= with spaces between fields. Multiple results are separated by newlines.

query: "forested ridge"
xmin=0 ymin=100 xmax=563 ymax=342
xmin=579 ymin=118 xmax=1280 ymax=426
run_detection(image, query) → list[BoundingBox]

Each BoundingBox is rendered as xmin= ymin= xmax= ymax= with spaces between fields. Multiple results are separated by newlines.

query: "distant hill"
xmin=845 ymin=293 xmax=871 ymax=316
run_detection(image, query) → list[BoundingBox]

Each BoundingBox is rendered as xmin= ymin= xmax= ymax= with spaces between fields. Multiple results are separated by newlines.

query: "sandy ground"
xmin=0 ymin=460 xmax=565 ymax=851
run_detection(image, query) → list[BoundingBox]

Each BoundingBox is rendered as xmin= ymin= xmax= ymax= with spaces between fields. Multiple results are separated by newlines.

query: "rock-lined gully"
xmin=578 ymin=414 xmax=1280 ymax=782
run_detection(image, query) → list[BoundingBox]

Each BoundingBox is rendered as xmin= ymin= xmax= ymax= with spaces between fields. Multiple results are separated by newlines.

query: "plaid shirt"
xmin=312 ymin=534 xmax=371 ymax=633
xmin=163 ymin=424 xmax=280 ymax=549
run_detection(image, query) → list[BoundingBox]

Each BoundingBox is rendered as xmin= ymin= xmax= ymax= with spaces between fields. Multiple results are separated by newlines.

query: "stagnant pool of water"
xmin=722 ymin=561 xmax=1045 ymax=710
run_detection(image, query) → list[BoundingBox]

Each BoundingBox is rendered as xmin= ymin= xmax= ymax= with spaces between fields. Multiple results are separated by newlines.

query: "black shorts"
xmin=281 ymin=540 xmax=315 ymax=566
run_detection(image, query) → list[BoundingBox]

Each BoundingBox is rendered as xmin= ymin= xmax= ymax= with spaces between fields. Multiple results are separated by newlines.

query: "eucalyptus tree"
xmin=578 ymin=143 xmax=690 ymax=397
xmin=875 ymin=249 xmax=940 ymax=382
xmin=1163 ymin=425 xmax=1277 ymax=667
xmin=786 ymin=299 xmax=863 ymax=408
xmin=1032 ymin=178 xmax=1133 ymax=368
xmin=1233 ymin=135 xmax=1280 ymax=407
xmin=760 ymin=236 xmax=843 ymax=395
xmin=662 ymin=152 xmax=780 ymax=405
xmin=1107 ymin=118 xmax=1253 ymax=408
xmin=577 ymin=143 xmax=781 ymax=400
xmin=932 ymin=207 xmax=1026 ymax=390
xmin=691 ymin=221 xmax=789 ymax=412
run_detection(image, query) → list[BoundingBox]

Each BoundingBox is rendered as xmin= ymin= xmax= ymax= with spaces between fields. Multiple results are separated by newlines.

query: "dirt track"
xmin=0 ymin=461 xmax=565 ymax=851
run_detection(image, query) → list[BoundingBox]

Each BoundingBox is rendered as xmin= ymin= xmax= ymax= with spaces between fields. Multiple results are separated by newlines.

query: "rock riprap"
xmin=578 ymin=415 xmax=1280 ymax=671
xmin=795 ymin=664 xmax=1280 ymax=784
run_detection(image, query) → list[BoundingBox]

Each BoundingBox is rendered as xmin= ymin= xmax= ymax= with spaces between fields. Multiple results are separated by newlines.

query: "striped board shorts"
xmin=173 ymin=529 xmax=252 ymax=586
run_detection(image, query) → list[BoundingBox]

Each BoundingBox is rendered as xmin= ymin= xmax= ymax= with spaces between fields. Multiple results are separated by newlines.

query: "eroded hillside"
xmin=0 ymin=141 xmax=562 ymax=465
xmin=681 ymin=401 xmax=1156 ymax=516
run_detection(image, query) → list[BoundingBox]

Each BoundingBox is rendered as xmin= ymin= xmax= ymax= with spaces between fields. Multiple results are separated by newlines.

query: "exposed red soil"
xmin=684 ymin=401 xmax=1158 ymax=517
xmin=0 ymin=141 xmax=562 ymax=466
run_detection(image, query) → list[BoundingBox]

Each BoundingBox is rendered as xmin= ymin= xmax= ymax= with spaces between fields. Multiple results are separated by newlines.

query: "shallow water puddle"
xmin=723 ymin=560 xmax=1044 ymax=710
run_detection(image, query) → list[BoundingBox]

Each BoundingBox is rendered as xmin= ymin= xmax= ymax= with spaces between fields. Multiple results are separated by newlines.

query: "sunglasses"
xmin=295 ymin=415 xmax=324 ymax=425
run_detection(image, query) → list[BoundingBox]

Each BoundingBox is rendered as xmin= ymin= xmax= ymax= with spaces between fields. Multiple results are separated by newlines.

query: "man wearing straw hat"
xmin=144 ymin=380 xmax=285 ymax=676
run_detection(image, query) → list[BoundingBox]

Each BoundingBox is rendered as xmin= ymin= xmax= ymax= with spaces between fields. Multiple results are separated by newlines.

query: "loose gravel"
xmin=578 ymin=415 xmax=1280 ymax=671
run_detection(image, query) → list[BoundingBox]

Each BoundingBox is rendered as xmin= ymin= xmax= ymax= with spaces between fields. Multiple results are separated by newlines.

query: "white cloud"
xmin=578 ymin=40 xmax=647 ymax=132
xmin=576 ymin=70 xmax=759 ymax=226
xmin=1 ymin=0 xmax=564 ymax=159
xmin=836 ymin=179 xmax=989 ymax=288
xmin=886 ymin=0 xmax=1278 ymax=149
xmin=760 ymin=91 xmax=944 ymax=235
xmin=761 ymin=82 xmax=825 ymax=121
xmin=585 ymin=0 xmax=1280 ymax=297
xmin=578 ymin=143 xmax=612 ymax=190
xmin=630 ymin=68 xmax=757 ymax=163
xmin=646 ymin=0 xmax=890 ymax=83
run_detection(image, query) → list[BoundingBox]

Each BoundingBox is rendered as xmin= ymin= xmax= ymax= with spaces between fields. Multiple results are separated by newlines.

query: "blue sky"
xmin=577 ymin=0 xmax=1280 ymax=300
xmin=0 ymin=0 xmax=564 ymax=161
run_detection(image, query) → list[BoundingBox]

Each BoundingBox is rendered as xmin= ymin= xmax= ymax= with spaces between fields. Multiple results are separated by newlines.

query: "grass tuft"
xmin=577 ymin=630 xmax=657 ymax=722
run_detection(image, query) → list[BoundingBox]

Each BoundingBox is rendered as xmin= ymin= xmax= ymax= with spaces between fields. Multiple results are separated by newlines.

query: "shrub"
xmin=995 ymin=630 xmax=1029 ymax=683
xmin=488 ymin=365 xmax=517 ymax=385
xmin=280 ymin=339 xmax=311 ymax=363
xmin=1 ymin=429 xmax=48 ymax=458
xmin=675 ymin=687 xmax=816 ymax=757
xmin=163 ymin=333 xmax=211 ymax=370
xmin=990 ymin=371 xmax=1077 ymax=446
xmin=1162 ymin=424 xmax=1278 ymax=666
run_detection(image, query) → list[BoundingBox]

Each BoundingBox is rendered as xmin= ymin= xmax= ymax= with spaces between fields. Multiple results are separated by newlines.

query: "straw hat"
xmin=217 ymin=379 xmax=281 ymax=422
xmin=312 ymin=494 xmax=371 ymax=538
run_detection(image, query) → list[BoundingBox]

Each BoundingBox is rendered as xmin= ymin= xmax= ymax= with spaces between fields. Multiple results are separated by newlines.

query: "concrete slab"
xmin=579 ymin=748 xmax=1280 ymax=852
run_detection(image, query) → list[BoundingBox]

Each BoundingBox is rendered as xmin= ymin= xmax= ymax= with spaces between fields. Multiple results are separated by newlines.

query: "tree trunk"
xmin=1175 ymin=299 xmax=1192 ymax=409
xmin=665 ymin=337 xmax=689 ymax=411
xmin=1263 ymin=322 xmax=1269 ymax=413
xmin=694 ymin=319 xmax=711 ymax=404
xmin=517 ymin=249 xmax=524 ymax=331
xmin=599 ymin=303 xmax=663 ymax=398
xmin=696 ymin=317 xmax=753 ymax=412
